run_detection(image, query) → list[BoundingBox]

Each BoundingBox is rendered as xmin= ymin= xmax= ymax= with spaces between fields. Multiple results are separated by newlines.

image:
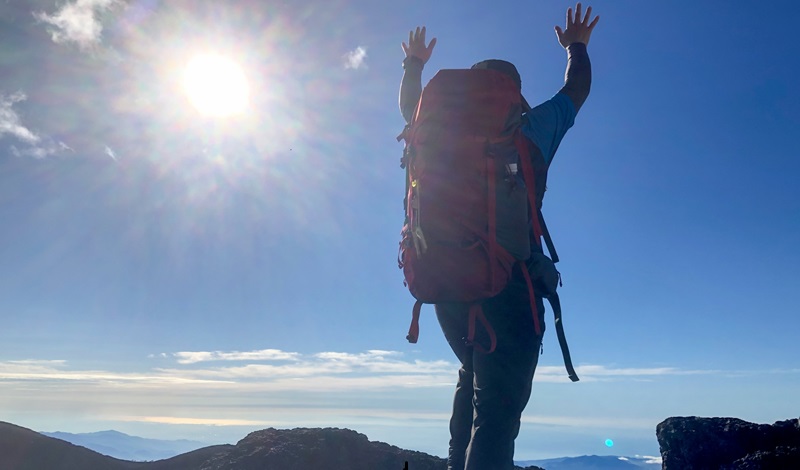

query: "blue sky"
xmin=1 ymin=0 xmax=798 ymax=461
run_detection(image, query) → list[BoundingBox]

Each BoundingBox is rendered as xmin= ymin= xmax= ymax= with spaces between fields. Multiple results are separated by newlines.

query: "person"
xmin=398 ymin=4 xmax=599 ymax=470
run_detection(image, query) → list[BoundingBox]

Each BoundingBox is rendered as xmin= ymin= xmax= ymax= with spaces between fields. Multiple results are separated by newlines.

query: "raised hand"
xmin=555 ymin=3 xmax=599 ymax=48
xmin=402 ymin=26 xmax=437 ymax=64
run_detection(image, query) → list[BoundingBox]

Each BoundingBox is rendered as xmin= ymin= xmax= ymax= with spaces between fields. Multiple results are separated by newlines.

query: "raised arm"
xmin=555 ymin=3 xmax=599 ymax=113
xmin=399 ymin=26 xmax=437 ymax=124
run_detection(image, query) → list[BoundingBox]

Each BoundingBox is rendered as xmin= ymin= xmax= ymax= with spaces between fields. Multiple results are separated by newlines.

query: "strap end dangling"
xmin=407 ymin=300 xmax=423 ymax=344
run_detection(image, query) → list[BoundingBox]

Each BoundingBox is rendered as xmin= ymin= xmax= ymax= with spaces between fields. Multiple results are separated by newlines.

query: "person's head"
xmin=471 ymin=59 xmax=531 ymax=112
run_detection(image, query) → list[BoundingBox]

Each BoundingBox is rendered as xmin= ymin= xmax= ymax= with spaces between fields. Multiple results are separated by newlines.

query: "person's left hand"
xmin=402 ymin=26 xmax=437 ymax=64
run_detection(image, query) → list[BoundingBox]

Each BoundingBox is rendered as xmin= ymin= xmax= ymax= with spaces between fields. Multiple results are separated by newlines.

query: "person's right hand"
xmin=555 ymin=3 xmax=599 ymax=48
xmin=402 ymin=26 xmax=437 ymax=64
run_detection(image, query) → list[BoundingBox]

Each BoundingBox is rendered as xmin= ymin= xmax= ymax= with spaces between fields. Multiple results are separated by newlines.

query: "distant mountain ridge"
xmin=516 ymin=455 xmax=661 ymax=469
xmin=41 ymin=429 xmax=208 ymax=461
xmin=0 ymin=421 xmax=543 ymax=470
xmin=40 ymin=427 xmax=664 ymax=469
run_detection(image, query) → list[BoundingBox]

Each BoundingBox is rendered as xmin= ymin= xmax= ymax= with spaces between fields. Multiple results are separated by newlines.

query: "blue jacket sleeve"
xmin=521 ymin=93 xmax=576 ymax=165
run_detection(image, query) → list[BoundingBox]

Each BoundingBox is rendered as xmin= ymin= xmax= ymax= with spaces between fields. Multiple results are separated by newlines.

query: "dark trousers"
xmin=435 ymin=265 xmax=545 ymax=470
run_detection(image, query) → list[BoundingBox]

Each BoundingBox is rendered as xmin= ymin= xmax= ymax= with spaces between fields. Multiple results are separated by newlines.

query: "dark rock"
xmin=657 ymin=416 xmax=800 ymax=469
xmin=723 ymin=446 xmax=800 ymax=469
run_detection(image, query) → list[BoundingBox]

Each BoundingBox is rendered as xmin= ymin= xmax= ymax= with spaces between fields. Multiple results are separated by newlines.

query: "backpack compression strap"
xmin=466 ymin=303 xmax=497 ymax=354
xmin=406 ymin=300 xmax=499 ymax=355
xmin=406 ymin=299 xmax=423 ymax=343
xmin=548 ymin=293 xmax=579 ymax=382
xmin=538 ymin=209 xmax=559 ymax=264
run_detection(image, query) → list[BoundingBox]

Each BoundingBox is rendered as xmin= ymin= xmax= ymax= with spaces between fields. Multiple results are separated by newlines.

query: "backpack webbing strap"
xmin=487 ymin=150 xmax=498 ymax=292
xmin=466 ymin=303 xmax=497 ymax=354
xmin=514 ymin=133 xmax=543 ymax=245
xmin=538 ymin=209 xmax=559 ymax=264
xmin=519 ymin=261 xmax=543 ymax=336
xmin=406 ymin=299 xmax=423 ymax=343
xmin=548 ymin=293 xmax=579 ymax=382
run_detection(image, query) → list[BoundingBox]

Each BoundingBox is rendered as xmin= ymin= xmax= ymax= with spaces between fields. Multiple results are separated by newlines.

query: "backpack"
xmin=397 ymin=68 xmax=579 ymax=382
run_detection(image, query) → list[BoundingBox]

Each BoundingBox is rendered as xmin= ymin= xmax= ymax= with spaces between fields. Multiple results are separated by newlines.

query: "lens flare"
xmin=605 ymin=439 xmax=614 ymax=447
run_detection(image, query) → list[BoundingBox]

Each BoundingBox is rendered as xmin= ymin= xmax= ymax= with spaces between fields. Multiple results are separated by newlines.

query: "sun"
xmin=183 ymin=53 xmax=249 ymax=117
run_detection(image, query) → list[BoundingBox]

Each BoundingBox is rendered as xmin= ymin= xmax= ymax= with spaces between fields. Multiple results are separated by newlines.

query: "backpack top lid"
xmin=471 ymin=59 xmax=532 ymax=113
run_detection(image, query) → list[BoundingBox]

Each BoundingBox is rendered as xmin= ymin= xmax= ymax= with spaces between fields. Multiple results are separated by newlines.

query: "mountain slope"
xmin=0 ymin=422 xmax=146 ymax=470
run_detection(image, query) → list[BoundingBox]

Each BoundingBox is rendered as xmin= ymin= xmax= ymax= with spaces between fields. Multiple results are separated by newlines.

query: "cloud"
xmin=0 ymin=92 xmax=71 ymax=158
xmin=533 ymin=364 xmax=716 ymax=383
xmin=114 ymin=408 xmax=453 ymax=428
xmin=0 ymin=359 xmax=229 ymax=385
xmin=0 ymin=92 xmax=40 ymax=144
xmin=344 ymin=46 xmax=367 ymax=69
xmin=2 ymin=352 xmax=777 ymax=443
xmin=521 ymin=414 xmax=657 ymax=430
xmin=116 ymin=416 xmax=272 ymax=426
xmin=1 ymin=349 xmax=456 ymax=394
xmin=172 ymin=349 xmax=302 ymax=364
xmin=34 ymin=0 xmax=121 ymax=49
xmin=2 ymin=350 xmax=725 ymax=392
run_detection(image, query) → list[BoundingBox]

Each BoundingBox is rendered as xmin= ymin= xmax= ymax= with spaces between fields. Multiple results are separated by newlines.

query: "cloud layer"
xmin=0 ymin=348 xmax=722 ymax=393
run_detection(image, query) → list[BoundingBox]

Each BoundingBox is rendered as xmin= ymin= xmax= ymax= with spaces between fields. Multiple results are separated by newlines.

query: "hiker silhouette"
xmin=397 ymin=4 xmax=599 ymax=470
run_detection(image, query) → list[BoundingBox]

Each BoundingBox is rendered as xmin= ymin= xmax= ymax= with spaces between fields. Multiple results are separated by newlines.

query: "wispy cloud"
xmin=1 ymin=92 xmax=40 ymax=144
xmin=116 ymin=416 xmax=272 ymax=426
xmin=344 ymin=46 xmax=367 ymax=69
xmin=0 ymin=359 xmax=228 ymax=385
xmin=113 ymin=408 xmax=453 ymax=428
xmin=521 ymin=414 xmax=657 ymax=430
xmin=1 ymin=91 xmax=71 ymax=158
xmin=34 ymin=0 xmax=121 ymax=49
xmin=1 ymin=350 xmax=728 ymax=390
xmin=534 ymin=364 xmax=716 ymax=383
xmin=173 ymin=349 xmax=301 ymax=364
xmin=0 ymin=349 xmax=456 ymax=392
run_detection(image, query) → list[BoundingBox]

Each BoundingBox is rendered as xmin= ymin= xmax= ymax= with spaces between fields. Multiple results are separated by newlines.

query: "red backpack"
xmin=397 ymin=68 xmax=579 ymax=381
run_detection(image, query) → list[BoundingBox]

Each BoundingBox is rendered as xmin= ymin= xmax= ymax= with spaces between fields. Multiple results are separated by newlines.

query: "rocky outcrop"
xmin=198 ymin=427 xmax=542 ymax=470
xmin=197 ymin=427 xmax=444 ymax=470
xmin=657 ymin=416 xmax=800 ymax=469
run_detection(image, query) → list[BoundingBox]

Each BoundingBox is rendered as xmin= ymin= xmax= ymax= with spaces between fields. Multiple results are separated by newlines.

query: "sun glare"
xmin=183 ymin=53 xmax=249 ymax=117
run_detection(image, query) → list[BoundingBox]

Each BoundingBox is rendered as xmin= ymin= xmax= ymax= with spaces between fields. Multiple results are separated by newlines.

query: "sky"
xmin=1 ymin=0 xmax=799 ymax=462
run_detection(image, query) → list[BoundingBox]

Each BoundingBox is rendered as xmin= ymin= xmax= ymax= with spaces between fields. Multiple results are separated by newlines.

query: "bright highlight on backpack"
xmin=183 ymin=53 xmax=249 ymax=117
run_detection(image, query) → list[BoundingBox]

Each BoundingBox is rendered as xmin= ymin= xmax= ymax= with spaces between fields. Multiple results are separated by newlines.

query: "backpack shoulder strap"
xmin=515 ymin=131 xmax=559 ymax=262
xmin=515 ymin=132 xmax=545 ymax=247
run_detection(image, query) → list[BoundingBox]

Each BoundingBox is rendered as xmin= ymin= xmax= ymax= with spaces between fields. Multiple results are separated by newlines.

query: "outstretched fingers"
xmin=588 ymin=14 xmax=599 ymax=32
xmin=402 ymin=26 xmax=437 ymax=64
xmin=582 ymin=6 xmax=592 ymax=24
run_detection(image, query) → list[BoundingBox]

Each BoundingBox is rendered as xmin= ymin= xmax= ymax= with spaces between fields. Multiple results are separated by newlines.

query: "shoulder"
xmin=528 ymin=93 xmax=576 ymax=122
xmin=521 ymin=93 xmax=577 ymax=164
